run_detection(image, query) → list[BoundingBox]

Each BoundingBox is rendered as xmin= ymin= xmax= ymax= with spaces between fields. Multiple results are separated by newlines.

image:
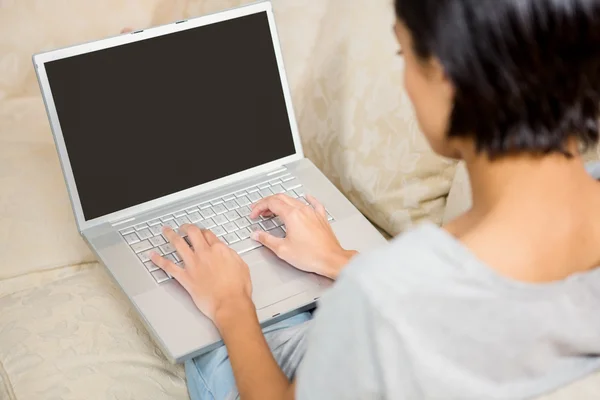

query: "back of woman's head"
xmin=394 ymin=0 xmax=600 ymax=157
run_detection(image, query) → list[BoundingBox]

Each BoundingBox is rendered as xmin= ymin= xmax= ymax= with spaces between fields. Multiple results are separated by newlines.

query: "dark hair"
xmin=395 ymin=0 xmax=600 ymax=157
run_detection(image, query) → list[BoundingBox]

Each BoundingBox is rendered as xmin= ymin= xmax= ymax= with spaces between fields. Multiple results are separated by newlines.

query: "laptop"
xmin=33 ymin=1 xmax=386 ymax=363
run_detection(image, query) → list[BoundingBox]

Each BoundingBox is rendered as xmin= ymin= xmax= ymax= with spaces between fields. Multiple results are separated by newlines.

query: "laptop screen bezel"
xmin=32 ymin=1 xmax=304 ymax=232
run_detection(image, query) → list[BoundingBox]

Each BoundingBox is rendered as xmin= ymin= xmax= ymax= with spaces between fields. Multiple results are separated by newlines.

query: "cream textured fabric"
xmin=296 ymin=0 xmax=456 ymax=236
xmin=0 ymin=263 xmax=188 ymax=400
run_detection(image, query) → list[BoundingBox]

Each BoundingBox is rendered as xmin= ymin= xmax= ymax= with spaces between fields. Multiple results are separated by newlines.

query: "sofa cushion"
xmin=296 ymin=0 xmax=456 ymax=236
xmin=0 ymin=262 xmax=188 ymax=400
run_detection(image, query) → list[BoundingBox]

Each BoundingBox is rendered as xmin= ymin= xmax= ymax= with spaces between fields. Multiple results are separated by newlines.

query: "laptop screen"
xmin=45 ymin=12 xmax=296 ymax=221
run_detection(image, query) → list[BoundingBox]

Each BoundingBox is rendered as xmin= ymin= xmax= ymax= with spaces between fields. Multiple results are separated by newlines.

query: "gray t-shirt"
xmin=295 ymin=164 xmax=600 ymax=399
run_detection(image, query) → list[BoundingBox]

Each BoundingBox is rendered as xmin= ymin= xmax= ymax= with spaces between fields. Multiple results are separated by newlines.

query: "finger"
xmin=180 ymin=224 xmax=209 ymax=252
xmin=150 ymin=252 xmax=185 ymax=282
xmin=306 ymin=194 xmax=327 ymax=218
xmin=121 ymin=27 xmax=133 ymax=34
xmin=162 ymin=226 xmax=195 ymax=264
xmin=250 ymin=230 xmax=285 ymax=255
xmin=201 ymin=229 xmax=221 ymax=246
xmin=249 ymin=195 xmax=295 ymax=219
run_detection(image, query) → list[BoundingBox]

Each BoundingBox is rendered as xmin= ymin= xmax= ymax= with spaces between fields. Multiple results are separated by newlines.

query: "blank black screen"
xmin=45 ymin=12 xmax=295 ymax=220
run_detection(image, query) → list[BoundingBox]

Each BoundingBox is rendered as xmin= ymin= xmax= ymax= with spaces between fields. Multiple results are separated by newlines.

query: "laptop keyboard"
xmin=118 ymin=174 xmax=334 ymax=284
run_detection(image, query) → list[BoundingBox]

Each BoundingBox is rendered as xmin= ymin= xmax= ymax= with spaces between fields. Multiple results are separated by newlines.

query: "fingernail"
xmin=250 ymin=232 xmax=259 ymax=240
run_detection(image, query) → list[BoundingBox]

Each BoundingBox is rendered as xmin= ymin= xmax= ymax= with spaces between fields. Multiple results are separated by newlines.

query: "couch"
xmin=0 ymin=0 xmax=598 ymax=399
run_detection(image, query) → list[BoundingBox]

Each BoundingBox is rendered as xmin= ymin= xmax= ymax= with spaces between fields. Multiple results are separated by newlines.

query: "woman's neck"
xmin=451 ymin=143 xmax=600 ymax=282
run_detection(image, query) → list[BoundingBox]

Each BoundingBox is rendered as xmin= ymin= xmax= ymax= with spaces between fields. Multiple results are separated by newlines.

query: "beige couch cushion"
xmin=0 ymin=263 xmax=187 ymax=400
xmin=0 ymin=0 xmax=189 ymax=278
xmin=297 ymin=0 xmax=456 ymax=236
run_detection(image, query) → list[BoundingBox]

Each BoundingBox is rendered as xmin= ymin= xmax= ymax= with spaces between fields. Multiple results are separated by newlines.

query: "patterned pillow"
xmin=294 ymin=0 xmax=456 ymax=236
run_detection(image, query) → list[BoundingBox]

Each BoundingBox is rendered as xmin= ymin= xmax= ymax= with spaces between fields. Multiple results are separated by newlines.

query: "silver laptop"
xmin=33 ymin=1 xmax=386 ymax=363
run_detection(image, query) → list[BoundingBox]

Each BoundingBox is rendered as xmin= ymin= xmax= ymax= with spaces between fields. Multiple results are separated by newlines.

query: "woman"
xmin=151 ymin=0 xmax=600 ymax=398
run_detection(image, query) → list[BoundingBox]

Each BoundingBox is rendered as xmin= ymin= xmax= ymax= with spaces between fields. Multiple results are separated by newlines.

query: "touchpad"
xmin=249 ymin=256 xmax=316 ymax=310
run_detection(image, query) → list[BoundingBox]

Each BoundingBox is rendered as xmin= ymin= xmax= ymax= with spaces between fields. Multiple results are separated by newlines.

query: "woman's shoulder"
xmin=337 ymin=223 xmax=486 ymax=305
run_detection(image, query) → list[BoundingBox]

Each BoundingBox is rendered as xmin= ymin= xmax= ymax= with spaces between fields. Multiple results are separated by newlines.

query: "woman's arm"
xmin=215 ymin=298 xmax=295 ymax=400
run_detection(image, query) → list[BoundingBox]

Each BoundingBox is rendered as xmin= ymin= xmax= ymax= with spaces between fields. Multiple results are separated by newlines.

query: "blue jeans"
xmin=185 ymin=312 xmax=313 ymax=400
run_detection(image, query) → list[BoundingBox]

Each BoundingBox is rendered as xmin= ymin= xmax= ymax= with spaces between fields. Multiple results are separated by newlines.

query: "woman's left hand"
xmin=150 ymin=224 xmax=253 ymax=324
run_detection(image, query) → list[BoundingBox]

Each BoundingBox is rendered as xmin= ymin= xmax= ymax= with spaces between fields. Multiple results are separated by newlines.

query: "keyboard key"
xmin=123 ymin=233 xmax=140 ymax=245
xmin=149 ymin=235 xmax=166 ymax=247
xmin=237 ymin=227 xmax=252 ymax=240
xmin=269 ymin=179 xmax=282 ymax=185
xmin=188 ymin=212 xmax=203 ymax=223
xmin=159 ymin=243 xmax=176 ymax=255
xmin=281 ymin=225 xmax=286 ymax=233
xmin=223 ymin=194 xmax=236 ymax=201
xmin=172 ymin=252 xmax=182 ymax=262
xmin=200 ymin=208 xmax=216 ymax=219
xmin=224 ymin=233 xmax=240 ymax=244
xmin=285 ymin=190 xmax=298 ymax=198
xmin=164 ymin=254 xmax=177 ymax=264
xmin=238 ymin=206 xmax=252 ymax=217
xmin=134 ymin=223 xmax=148 ymax=231
xmin=247 ymin=186 xmax=260 ymax=193
xmin=258 ymin=183 xmax=270 ymax=190
xmin=281 ymin=175 xmax=294 ymax=182
xmin=249 ymin=216 xmax=262 ymax=224
xmin=120 ymin=227 xmax=135 ymax=235
xmin=176 ymin=261 xmax=185 ymax=269
xmin=270 ymin=227 xmax=286 ymax=239
xmin=144 ymin=261 xmax=160 ymax=272
xmin=149 ymin=225 xmax=163 ymax=236
xmin=229 ymin=238 xmax=263 ymax=255
xmin=174 ymin=211 xmax=187 ymax=218
xmin=260 ymin=220 xmax=276 ymax=231
xmin=211 ymin=198 xmax=224 ymax=206
xmin=250 ymin=223 xmax=263 ymax=232
xmin=225 ymin=210 xmax=240 ymax=222
xmin=212 ymin=204 xmax=227 ymax=214
xmin=211 ymin=226 xmax=226 ymax=237
xmin=259 ymin=188 xmax=273 ymax=197
xmin=234 ymin=218 xmax=250 ymax=229
xmin=235 ymin=190 xmax=247 ymax=197
xmin=200 ymin=218 xmax=216 ymax=229
xmin=161 ymin=215 xmax=174 ymax=222
xmin=223 ymin=222 xmax=238 ymax=233
xmin=151 ymin=269 xmax=170 ymax=283
xmin=236 ymin=196 xmax=251 ymax=207
xmin=270 ymin=184 xmax=285 ymax=194
xmin=272 ymin=217 xmax=284 ymax=227
xmin=248 ymin=192 xmax=262 ymax=203
xmin=295 ymin=187 xmax=306 ymax=197
xmin=148 ymin=219 xmax=162 ymax=226
xmin=131 ymin=240 xmax=152 ymax=253
xmin=213 ymin=214 xmax=228 ymax=226
xmin=163 ymin=220 xmax=178 ymax=230
xmin=199 ymin=203 xmax=212 ymax=210
xmin=185 ymin=207 xmax=199 ymax=214
xmin=224 ymin=200 xmax=239 ymax=210
xmin=282 ymin=179 xmax=302 ymax=191
xmin=138 ymin=248 xmax=159 ymax=263
xmin=175 ymin=216 xmax=191 ymax=226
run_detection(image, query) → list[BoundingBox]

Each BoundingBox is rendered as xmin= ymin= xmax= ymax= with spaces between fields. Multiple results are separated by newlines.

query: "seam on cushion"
xmin=0 ymin=359 xmax=17 ymax=400
xmin=0 ymin=260 xmax=97 ymax=282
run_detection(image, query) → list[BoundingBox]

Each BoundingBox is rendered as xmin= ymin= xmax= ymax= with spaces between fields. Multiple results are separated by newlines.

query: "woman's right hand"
xmin=249 ymin=194 xmax=357 ymax=280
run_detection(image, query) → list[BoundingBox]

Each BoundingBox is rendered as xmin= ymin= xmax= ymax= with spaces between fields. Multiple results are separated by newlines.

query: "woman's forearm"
xmin=215 ymin=298 xmax=294 ymax=400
